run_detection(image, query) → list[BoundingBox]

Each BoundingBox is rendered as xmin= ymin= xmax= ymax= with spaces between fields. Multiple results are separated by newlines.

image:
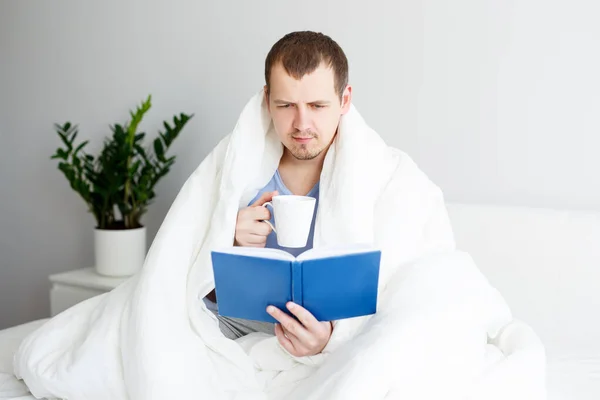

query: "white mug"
xmin=262 ymin=195 xmax=316 ymax=248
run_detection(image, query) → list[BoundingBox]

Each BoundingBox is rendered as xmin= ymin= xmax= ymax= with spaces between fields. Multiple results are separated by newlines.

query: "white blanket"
xmin=11 ymin=91 xmax=546 ymax=399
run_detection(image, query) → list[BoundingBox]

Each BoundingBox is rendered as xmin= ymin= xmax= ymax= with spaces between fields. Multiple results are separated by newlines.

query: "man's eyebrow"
xmin=272 ymin=99 xmax=331 ymax=105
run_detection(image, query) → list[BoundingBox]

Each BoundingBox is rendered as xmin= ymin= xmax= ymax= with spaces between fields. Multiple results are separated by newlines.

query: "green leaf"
xmin=159 ymin=132 xmax=167 ymax=146
xmin=134 ymin=144 xmax=149 ymax=161
xmin=69 ymin=129 xmax=78 ymax=145
xmin=129 ymin=160 xmax=141 ymax=175
xmin=153 ymin=138 xmax=165 ymax=162
xmin=54 ymin=122 xmax=78 ymax=151
xmin=51 ymin=148 xmax=68 ymax=160
xmin=127 ymin=95 xmax=152 ymax=140
xmin=74 ymin=140 xmax=89 ymax=155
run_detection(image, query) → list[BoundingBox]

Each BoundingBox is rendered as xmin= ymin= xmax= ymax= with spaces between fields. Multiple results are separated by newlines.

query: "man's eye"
xmin=277 ymin=104 xmax=292 ymax=108
xmin=312 ymin=104 xmax=325 ymax=109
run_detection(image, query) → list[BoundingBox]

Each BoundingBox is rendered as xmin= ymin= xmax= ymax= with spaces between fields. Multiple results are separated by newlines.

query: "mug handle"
xmin=262 ymin=202 xmax=276 ymax=233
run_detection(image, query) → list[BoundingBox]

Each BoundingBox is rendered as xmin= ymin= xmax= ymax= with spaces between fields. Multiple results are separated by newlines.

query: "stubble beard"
xmin=288 ymin=143 xmax=323 ymax=160
xmin=286 ymin=130 xmax=323 ymax=160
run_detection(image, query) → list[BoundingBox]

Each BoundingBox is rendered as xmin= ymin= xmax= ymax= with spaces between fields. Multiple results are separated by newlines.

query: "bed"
xmin=0 ymin=319 xmax=47 ymax=400
xmin=447 ymin=203 xmax=600 ymax=400
xmin=1 ymin=202 xmax=599 ymax=399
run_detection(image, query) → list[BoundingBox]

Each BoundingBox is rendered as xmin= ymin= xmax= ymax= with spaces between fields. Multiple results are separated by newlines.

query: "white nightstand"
xmin=48 ymin=268 xmax=129 ymax=316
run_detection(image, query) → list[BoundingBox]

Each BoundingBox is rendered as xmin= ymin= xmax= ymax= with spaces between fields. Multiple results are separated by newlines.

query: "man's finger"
xmin=245 ymin=234 xmax=267 ymax=245
xmin=249 ymin=206 xmax=271 ymax=221
xmin=250 ymin=190 xmax=279 ymax=207
xmin=277 ymin=324 xmax=309 ymax=356
xmin=279 ymin=323 xmax=300 ymax=344
xmin=286 ymin=302 xmax=320 ymax=331
xmin=274 ymin=323 xmax=298 ymax=355
xmin=252 ymin=220 xmax=272 ymax=236
xmin=267 ymin=305 xmax=309 ymax=342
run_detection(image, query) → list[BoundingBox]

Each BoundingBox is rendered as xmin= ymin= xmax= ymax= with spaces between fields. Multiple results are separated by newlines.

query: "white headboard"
xmin=446 ymin=202 xmax=600 ymax=359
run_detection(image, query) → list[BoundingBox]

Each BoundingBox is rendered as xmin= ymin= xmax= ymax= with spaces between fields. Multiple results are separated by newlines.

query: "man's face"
xmin=265 ymin=62 xmax=351 ymax=160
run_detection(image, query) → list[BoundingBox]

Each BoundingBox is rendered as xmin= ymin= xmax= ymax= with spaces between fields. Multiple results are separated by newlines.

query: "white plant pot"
xmin=94 ymin=226 xmax=147 ymax=277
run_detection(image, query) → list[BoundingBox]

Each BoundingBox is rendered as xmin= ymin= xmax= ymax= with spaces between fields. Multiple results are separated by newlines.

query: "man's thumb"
xmin=251 ymin=190 xmax=279 ymax=207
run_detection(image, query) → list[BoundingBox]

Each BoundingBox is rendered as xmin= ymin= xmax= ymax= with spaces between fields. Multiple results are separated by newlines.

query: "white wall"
xmin=0 ymin=0 xmax=598 ymax=329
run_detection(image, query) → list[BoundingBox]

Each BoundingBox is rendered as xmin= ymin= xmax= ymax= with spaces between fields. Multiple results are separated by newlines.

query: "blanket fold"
xmin=12 ymin=91 xmax=545 ymax=400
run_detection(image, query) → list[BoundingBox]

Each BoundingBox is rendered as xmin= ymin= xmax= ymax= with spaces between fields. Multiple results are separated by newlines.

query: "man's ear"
xmin=264 ymin=85 xmax=271 ymax=113
xmin=340 ymin=85 xmax=352 ymax=115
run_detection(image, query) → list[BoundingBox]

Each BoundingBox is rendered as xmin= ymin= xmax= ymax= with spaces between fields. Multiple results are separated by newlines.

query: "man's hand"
xmin=267 ymin=302 xmax=333 ymax=357
xmin=234 ymin=190 xmax=278 ymax=247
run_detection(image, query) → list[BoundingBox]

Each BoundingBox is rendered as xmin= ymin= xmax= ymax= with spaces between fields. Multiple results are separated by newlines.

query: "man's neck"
xmin=278 ymin=147 xmax=328 ymax=196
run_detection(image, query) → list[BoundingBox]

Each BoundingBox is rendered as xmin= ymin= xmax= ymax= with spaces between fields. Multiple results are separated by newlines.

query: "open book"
xmin=210 ymin=244 xmax=381 ymax=323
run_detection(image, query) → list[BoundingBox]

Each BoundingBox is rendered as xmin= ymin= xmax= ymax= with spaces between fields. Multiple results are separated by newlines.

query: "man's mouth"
xmin=292 ymin=136 xmax=314 ymax=144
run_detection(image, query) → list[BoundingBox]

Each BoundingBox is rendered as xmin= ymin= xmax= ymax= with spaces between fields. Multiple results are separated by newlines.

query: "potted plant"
xmin=51 ymin=95 xmax=193 ymax=276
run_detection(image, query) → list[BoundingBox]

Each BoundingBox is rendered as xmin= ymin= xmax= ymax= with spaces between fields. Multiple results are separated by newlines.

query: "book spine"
xmin=291 ymin=260 xmax=303 ymax=307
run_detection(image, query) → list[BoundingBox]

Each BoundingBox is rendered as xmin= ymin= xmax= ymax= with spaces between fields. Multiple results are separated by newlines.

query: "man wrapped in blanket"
xmin=203 ymin=30 xmax=455 ymax=358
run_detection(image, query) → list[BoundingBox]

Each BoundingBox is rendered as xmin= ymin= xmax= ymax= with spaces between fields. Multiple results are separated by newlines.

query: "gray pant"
xmin=216 ymin=315 xmax=275 ymax=340
xmin=204 ymin=297 xmax=274 ymax=340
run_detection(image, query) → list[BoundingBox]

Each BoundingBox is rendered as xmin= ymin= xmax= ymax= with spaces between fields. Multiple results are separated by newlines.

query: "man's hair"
xmin=264 ymin=31 xmax=349 ymax=100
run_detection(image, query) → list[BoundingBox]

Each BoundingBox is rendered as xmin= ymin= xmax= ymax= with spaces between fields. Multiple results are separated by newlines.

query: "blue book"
xmin=211 ymin=244 xmax=381 ymax=323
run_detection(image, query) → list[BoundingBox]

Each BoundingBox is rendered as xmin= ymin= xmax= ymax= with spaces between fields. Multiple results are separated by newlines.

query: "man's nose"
xmin=292 ymin=106 xmax=311 ymax=132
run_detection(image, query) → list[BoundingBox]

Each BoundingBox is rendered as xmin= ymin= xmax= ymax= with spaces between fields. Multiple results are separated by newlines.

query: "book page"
xmin=212 ymin=246 xmax=296 ymax=261
xmin=296 ymin=243 xmax=379 ymax=262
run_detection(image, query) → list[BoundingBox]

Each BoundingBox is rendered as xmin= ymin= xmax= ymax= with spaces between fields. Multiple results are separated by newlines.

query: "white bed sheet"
xmin=547 ymin=356 xmax=600 ymax=400
xmin=0 ymin=394 xmax=36 ymax=400
xmin=0 ymin=320 xmax=48 ymax=400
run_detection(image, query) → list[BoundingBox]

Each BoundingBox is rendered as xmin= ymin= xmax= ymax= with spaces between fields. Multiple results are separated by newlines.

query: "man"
xmin=204 ymin=30 xmax=450 ymax=358
xmin=204 ymin=31 xmax=348 ymax=355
